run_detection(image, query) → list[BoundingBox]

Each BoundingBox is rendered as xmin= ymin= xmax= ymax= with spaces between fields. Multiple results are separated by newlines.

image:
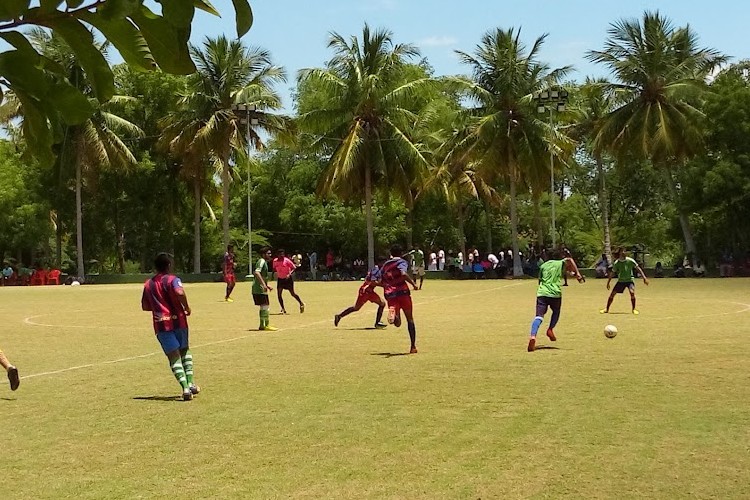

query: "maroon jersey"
xmin=381 ymin=257 xmax=410 ymax=299
xmin=142 ymin=274 xmax=188 ymax=333
xmin=223 ymin=251 xmax=235 ymax=276
xmin=359 ymin=266 xmax=382 ymax=294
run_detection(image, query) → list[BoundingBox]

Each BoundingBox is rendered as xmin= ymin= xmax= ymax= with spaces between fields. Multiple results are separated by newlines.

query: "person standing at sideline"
xmin=223 ymin=244 xmax=236 ymax=302
xmin=141 ymin=253 xmax=200 ymax=400
xmin=307 ymin=250 xmax=318 ymax=280
xmin=437 ymin=248 xmax=445 ymax=271
xmin=253 ymin=247 xmax=277 ymax=331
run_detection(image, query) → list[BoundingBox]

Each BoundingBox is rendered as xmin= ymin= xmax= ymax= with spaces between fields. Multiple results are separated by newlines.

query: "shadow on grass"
xmin=371 ymin=352 xmax=411 ymax=358
xmin=534 ymin=345 xmax=561 ymax=351
xmin=133 ymin=395 xmax=184 ymax=402
xmin=0 ymin=397 xmax=17 ymax=401
xmin=343 ymin=327 xmax=381 ymax=331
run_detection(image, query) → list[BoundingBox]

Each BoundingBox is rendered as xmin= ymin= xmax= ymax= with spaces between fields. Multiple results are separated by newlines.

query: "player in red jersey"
xmin=334 ymin=257 xmax=387 ymax=329
xmin=223 ymin=244 xmax=236 ymax=302
xmin=141 ymin=253 xmax=199 ymax=401
xmin=381 ymin=244 xmax=419 ymax=354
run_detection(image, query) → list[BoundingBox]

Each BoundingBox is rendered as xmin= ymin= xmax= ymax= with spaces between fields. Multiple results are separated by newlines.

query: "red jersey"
xmin=381 ymin=257 xmax=410 ymax=299
xmin=223 ymin=251 xmax=235 ymax=276
xmin=142 ymin=274 xmax=188 ymax=333
xmin=359 ymin=266 xmax=381 ymax=294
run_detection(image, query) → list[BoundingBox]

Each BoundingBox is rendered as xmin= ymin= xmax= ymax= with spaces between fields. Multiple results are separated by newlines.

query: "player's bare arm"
xmin=255 ymin=270 xmax=272 ymax=291
xmin=175 ymin=287 xmax=191 ymax=315
xmin=564 ymin=257 xmax=584 ymax=282
xmin=636 ymin=265 xmax=649 ymax=285
xmin=404 ymin=272 xmax=418 ymax=290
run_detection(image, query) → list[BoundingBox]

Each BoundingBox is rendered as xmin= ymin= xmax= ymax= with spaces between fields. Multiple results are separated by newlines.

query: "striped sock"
xmin=181 ymin=351 xmax=194 ymax=385
xmin=260 ymin=307 xmax=270 ymax=328
xmin=170 ymin=358 xmax=189 ymax=389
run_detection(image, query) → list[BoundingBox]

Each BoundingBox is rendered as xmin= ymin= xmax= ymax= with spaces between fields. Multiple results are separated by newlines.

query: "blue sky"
xmin=186 ymin=0 xmax=749 ymax=111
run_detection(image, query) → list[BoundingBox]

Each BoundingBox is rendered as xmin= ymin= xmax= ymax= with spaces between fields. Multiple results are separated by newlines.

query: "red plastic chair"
xmin=30 ymin=269 xmax=47 ymax=286
xmin=47 ymin=269 xmax=61 ymax=285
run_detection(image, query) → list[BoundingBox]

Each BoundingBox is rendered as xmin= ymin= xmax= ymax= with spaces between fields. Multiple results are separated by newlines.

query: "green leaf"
xmin=42 ymin=17 xmax=115 ymax=102
xmin=40 ymin=0 xmax=64 ymax=14
xmin=194 ymin=0 xmax=220 ymax=16
xmin=231 ymin=0 xmax=253 ymax=38
xmin=0 ymin=0 xmax=29 ymax=22
xmin=0 ymin=51 xmax=49 ymax=97
xmin=45 ymin=82 xmax=95 ymax=124
xmin=98 ymin=0 xmax=140 ymax=20
xmin=14 ymin=90 xmax=55 ymax=167
xmin=0 ymin=31 xmax=40 ymax=62
xmin=79 ymin=11 xmax=157 ymax=71
xmin=130 ymin=5 xmax=196 ymax=75
xmin=157 ymin=0 xmax=195 ymax=28
xmin=66 ymin=0 xmax=85 ymax=8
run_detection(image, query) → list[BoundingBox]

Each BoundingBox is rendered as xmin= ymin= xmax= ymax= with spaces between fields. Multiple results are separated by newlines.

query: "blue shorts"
xmin=156 ymin=328 xmax=189 ymax=354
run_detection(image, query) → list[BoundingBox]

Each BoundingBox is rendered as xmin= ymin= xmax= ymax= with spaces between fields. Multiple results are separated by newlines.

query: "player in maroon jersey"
xmin=223 ymin=244 xmax=236 ymax=302
xmin=334 ymin=257 xmax=387 ymax=329
xmin=381 ymin=245 xmax=419 ymax=354
xmin=141 ymin=253 xmax=199 ymax=401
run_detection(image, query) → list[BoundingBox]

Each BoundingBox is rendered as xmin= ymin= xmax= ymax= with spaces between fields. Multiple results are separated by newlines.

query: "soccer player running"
xmin=334 ymin=258 xmax=387 ymax=329
xmin=404 ymin=244 xmax=426 ymax=290
xmin=141 ymin=253 xmax=199 ymax=401
xmin=223 ymin=244 xmax=236 ymax=302
xmin=601 ymin=247 xmax=649 ymax=315
xmin=253 ymin=247 xmax=277 ymax=331
xmin=528 ymin=249 xmax=584 ymax=352
xmin=272 ymin=249 xmax=305 ymax=314
xmin=0 ymin=347 xmax=19 ymax=391
xmin=381 ymin=245 xmax=419 ymax=354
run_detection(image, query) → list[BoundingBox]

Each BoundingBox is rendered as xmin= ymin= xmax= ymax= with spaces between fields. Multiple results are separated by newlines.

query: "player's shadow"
xmin=0 ymin=397 xmax=17 ymax=401
xmin=371 ymin=352 xmax=411 ymax=358
xmin=534 ymin=345 xmax=561 ymax=351
xmin=132 ymin=395 xmax=185 ymax=402
xmin=344 ymin=327 xmax=380 ymax=331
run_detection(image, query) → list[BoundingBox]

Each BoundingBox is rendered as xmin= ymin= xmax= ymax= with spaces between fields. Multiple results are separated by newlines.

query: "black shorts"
xmin=252 ymin=293 xmax=269 ymax=306
xmin=277 ymin=277 xmax=294 ymax=291
xmin=613 ymin=282 xmax=635 ymax=294
xmin=536 ymin=296 xmax=561 ymax=317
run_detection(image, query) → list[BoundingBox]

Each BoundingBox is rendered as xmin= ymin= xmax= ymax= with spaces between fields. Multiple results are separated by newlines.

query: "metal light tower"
xmin=231 ymin=103 xmax=258 ymax=275
xmin=533 ymin=88 xmax=569 ymax=249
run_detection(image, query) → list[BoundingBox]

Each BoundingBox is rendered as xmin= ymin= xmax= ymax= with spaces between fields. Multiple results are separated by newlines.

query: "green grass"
xmin=1 ymin=278 xmax=750 ymax=499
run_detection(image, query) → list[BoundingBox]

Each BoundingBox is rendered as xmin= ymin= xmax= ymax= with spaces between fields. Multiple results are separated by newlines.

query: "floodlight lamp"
xmin=540 ymin=91 xmax=549 ymax=99
xmin=560 ymin=89 xmax=569 ymax=99
xmin=556 ymin=102 xmax=566 ymax=112
xmin=533 ymin=91 xmax=541 ymax=100
xmin=251 ymin=118 xmax=259 ymax=125
xmin=537 ymin=105 xmax=546 ymax=114
xmin=550 ymin=90 xmax=559 ymax=99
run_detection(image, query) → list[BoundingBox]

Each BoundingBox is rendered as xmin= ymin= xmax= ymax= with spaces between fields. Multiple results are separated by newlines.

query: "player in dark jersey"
xmin=334 ymin=257 xmax=387 ymax=329
xmin=0 ymin=347 xmax=19 ymax=391
xmin=381 ymin=245 xmax=419 ymax=354
xmin=142 ymin=253 xmax=199 ymax=401
xmin=223 ymin=244 xmax=236 ymax=302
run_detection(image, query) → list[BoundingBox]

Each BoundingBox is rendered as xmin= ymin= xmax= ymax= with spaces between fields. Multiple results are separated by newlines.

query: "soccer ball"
xmin=604 ymin=325 xmax=618 ymax=338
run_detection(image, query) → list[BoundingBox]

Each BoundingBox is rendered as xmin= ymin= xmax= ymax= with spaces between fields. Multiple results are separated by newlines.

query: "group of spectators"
xmin=1 ymin=262 xmax=64 ymax=286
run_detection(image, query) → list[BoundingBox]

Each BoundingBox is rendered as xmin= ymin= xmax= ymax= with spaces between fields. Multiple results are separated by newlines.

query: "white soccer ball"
xmin=604 ymin=324 xmax=618 ymax=338
xmin=71 ymin=280 xmax=81 ymax=286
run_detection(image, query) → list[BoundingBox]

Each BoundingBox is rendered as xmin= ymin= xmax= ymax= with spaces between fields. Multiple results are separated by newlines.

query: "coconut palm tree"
xmin=296 ymin=24 xmax=432 ymax=269
xmin=453 ymin=27 xmax=571 ymax=276
xmin=24 ymin=29 xmax=142 ymax=277
xmin=586 ymin=11 xmax=727 ymax=263
xmin=163 ymin=35 xmax=288 ymax=250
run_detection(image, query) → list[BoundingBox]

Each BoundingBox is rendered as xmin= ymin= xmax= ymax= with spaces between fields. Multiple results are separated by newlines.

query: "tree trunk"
xmin=114 ymin=200 xmax=125 ymax=274
xmin=75 ymin=161 xmax=85 ymax=278
xmin=596 ymin=154 xmax=612 ymax=263
xmin=55 ymin=213 xmax=62 ymax=269
xmin=457 ymin=202 xmax=466 ymax=264
xmin=193 ymin=178 xmax=202 ymax=274
xmin=364 ymin=166 xmax=375 ymax=270
xmin=533 ymin=195 xmax=544 ymax=248
xmin=405 ymin=209 xmax=414 ymax=249
xmin=222 ymin=158 xmax=230 ymax=248
xmin=510 ymin=176 xmax=523 ymax=277
xmin=484 ymin=198 xmax=493 ymax=255
xmin=664 ymin=168 xmax=697 ymax=264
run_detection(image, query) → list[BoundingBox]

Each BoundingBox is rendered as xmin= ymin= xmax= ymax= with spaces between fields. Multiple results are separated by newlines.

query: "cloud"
xmin=418 ymin=35 xmax=458 ymax=48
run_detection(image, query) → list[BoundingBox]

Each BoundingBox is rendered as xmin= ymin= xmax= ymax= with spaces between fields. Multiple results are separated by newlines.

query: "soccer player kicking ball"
xmin=223 ymin=244 xmax=236 ymax=302
xmin=381 ymin=245 xmax=419 ymax=354
xmin=0 ymin=347 xmax=20 ymax=391
xmin=528 ymin=249 xmax=584 ymax=352
xmin=141 ymin=253 xmax=199 ymax=401
xmin=272 ymin=249 xmax=305 ymax=314
xmin=253 ymin=247 xmax=277 ymax=331
xmin=334 ymin=258 xmax=387 ymax=329
xmin=600 ymin=247 xmax=649 ymax=315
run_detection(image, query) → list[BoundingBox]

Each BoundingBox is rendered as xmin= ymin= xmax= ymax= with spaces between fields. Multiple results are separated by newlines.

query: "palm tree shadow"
xmin=133 ymin=395 xmax=184 ymax=402
xmin=371 ymin=352 xmax=411 ymax=358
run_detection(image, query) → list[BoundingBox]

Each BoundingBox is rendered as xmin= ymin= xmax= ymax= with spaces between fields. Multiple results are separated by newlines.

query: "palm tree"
xmin=586 ymin=11 xmax=727 ymax=263
xmin=26 ymin=29 xmax=142 ymax=277
xmin=453 ymin=27 xmax=571 ymax=276
xmin=164 ymin=35 xmax=288 ymax=251
xmin=297 ymin=24 xmax=432 ymax=269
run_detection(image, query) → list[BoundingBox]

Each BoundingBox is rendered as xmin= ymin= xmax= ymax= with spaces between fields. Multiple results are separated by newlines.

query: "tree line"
xmin=2 ymin=7 xmax=749 ymax=277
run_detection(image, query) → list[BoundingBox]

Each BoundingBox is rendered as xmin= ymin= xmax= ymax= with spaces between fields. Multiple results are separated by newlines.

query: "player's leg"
xmin=529 ymin=297 xmax=548 ymax=352
xmin=601 ymin=287 xmax=617 ymax=313
xmin=177 ymin=330 xmax=199 ymax=395
xmin=629 ymin=283 xmax=638 ymax=314
xmin=225 ymin=276 xmax=235 ymax=301
xmin=335 ymin=296 xmax=364 ymax=326
xmin=419 ymin=271 xmax=424 ymax=290
xmin=288 ymin=280 xmax=305 ymax=312
xmin=401 ymin=297 xmax=417 ymax=353
xmin=547 ymin=298 xmax=562 ymax=341
xmin=277 ymin=285 xmax=286 ymax=314
xmin=0 ymin=348 xmax=19 ymax=391
xmin=157 ymin=331 xmax=191 ymax=400
xmin=387 ymin=298 xmax=401 ymax=327
xmin=374 ymin=296 xmax=386 ymax=328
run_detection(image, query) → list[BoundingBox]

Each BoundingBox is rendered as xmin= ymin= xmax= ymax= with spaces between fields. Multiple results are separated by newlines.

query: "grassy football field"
xmin=1 ymin=278 xmax=749 ymax=499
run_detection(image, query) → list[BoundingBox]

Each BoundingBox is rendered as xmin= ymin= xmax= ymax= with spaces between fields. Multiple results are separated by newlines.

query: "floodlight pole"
xmin=231 ymin=103 xmax=258 ymax=276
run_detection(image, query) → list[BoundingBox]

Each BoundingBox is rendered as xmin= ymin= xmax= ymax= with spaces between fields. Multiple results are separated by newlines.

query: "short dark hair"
xmin=154 ymin=253 xmax=172 ymax=273
xmin=227 ymin=244 xmax=234 ymax=250
xmin=390 ymin=244 xmax=403 ymax=257
xmin=277 ymin=248 xmax=285 ymax=255
xmin=549 ymin=249 xmax=562 ymax=260
xmin=259 ymin=246 xmax=272 ymax=255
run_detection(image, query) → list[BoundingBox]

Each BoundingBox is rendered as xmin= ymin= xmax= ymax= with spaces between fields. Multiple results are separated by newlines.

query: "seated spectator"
xmin=673 ymin=263 xmax=685 ymax=278
xmin=472 ymin=261 xmax=485 ymax=279
xmin=595 ymin=254 xmax=609 ymax=278
xmin=17 ymin=265 xmax=32 ymax=286
xmin=654 ymin=262 xmax=664 ymax=278
xmin=693 ymin=260 xmax=706 ymax=277
xmin=719 ymin=252 xmax=734 ymax=277
xmin=30 ymin=266 xmax=47 ymax=286
xmin=2 ymin=263 xmax=14 ymax=285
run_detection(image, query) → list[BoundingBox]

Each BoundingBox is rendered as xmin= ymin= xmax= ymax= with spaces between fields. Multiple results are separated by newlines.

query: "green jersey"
xmin=252 ymin=257 xmax=269 ymax=294
xmin=612 ymin=257 xmax=637 ymax=283
xmin=537 ymin=259 xmax=565 ymax=298
xmin=411 ymin=250 xmax=425 ymax=267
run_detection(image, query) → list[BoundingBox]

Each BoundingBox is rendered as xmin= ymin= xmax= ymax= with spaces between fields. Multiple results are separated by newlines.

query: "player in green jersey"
xmin=252 ymin=247 xmax=277 ymax=331
xmin=600 ymin=247 xmax=649 ymax=315
xmin=404 ymin=244 xmax=425 ymax=290
xmin=528 ymin=249 xmax=584 ymax=352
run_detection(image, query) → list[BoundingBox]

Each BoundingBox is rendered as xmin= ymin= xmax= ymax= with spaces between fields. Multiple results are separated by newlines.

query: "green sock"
xmin=181 ymin=351 xmax=194 ymax=386
xmin=260 ymin=308 xmax=270 ymax=327
xmin=170 ymin=358 xmax=189 ymax=389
